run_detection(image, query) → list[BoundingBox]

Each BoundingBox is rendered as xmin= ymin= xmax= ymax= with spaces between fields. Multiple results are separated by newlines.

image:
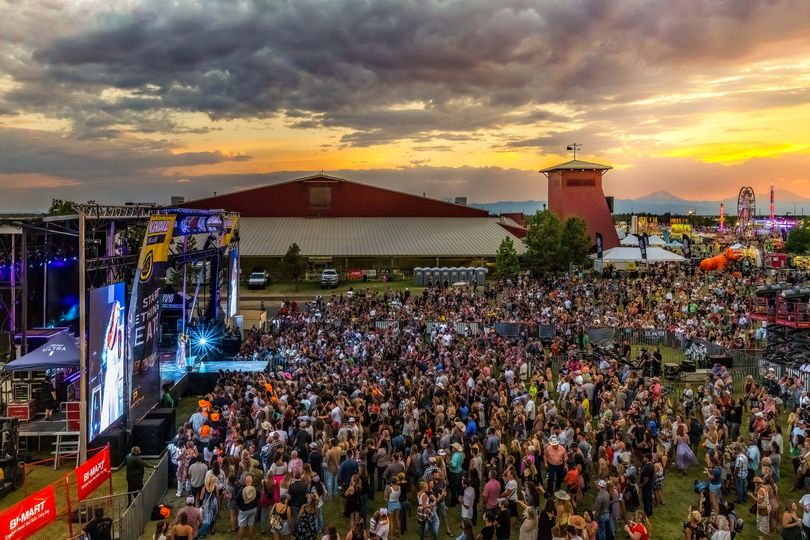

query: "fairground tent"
xmin=2 ymin=331 xmax=80 ymax=371
xmin=620 ymin=234 xmax=667 ymax=247
xmin=591 ymin=246 xmax=686 ymax=271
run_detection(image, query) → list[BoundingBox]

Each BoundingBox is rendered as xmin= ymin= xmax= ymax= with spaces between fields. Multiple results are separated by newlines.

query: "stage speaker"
xmin=146 ymin=408 xmax=176 ymax=443
xmin=681 ymin=359 xmax=696 ymax=373
xmin=90 ymin=427 xmax=128 ymax=469
xmin=709 ymin=355 xmax=733 ymax=369
xmin=133 ymin=418 xmax=167 ymax=458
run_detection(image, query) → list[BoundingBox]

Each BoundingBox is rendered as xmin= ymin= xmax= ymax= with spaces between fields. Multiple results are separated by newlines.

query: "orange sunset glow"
xmin=1 ymin=0 xmax=810 ymax=210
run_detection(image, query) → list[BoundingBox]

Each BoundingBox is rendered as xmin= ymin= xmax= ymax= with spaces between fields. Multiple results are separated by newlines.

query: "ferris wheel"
xmin=737 ymin=186 xmax=756 ymax=237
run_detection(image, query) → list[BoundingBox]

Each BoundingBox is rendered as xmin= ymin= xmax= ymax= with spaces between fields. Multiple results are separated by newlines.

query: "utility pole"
xmin=566 ymin=143 xmax=581 ymax=160
xmin=78 ymin=208 xmax=87 ymax=463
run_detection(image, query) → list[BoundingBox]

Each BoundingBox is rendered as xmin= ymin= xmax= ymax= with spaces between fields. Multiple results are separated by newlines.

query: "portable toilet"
xmin=439 ymin=267 xmax=450 ymax=285
xmin=475 ymin=266 xmax=487 ymax=285
xmin=457 ymin=267 xmax=470 ymax=283
xmin=413 ymin=267 xmax=424 ymax=286
xmin=449 ymin=267 xmax=459 ymax=283
xmin=429 ymin=267 xmax=441 ymax=286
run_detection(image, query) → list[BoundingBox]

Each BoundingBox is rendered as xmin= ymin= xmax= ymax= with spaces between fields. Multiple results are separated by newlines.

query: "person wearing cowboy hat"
xmin=235 ymin=475 xmax=258 ymax=538
xmin=448 ymin=442 xmax=464 ymax=508
xmin=126 ymin=446 xmax=156 ymax=506
xmin=544 ymin=436 xmax=567 ymax=495
xmin=567 ymin=515 xmax=586 ymax=540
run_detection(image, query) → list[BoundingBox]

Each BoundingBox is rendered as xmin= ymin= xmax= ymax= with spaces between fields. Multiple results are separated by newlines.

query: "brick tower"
xmin=540 ymin=159 xmax=619 ymax=249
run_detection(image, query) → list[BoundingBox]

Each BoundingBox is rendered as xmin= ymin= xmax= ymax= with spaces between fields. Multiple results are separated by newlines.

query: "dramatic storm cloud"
xmin=1 ymin=0 xmax=809 ymax=210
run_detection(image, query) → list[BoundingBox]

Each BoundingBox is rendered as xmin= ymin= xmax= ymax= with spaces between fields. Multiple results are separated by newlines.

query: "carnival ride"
xmin=736 ymin=186 xmax=756 ymax=238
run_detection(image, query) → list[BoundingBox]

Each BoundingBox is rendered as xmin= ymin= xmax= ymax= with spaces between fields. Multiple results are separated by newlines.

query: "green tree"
xmin=786 ymin=219 xmax=810 ymax=254
xmin=48 ymin=199 xmax=77 ymax=215
xmin=279 ymin=243 xmax=308 ymax=290
xmin=561 ymin=217 xmax=593 ymax=268
xmin=495 ymin=237 xmax=520 ymax=279
xmin=522 ymin=210 xmax=564 ymax=275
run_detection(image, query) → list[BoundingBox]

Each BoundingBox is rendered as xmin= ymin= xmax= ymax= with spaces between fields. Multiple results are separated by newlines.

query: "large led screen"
xmin=88 ymin=282 xmax=126 ymax=441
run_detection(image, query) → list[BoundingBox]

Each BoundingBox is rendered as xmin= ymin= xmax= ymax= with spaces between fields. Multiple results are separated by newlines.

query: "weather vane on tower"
xmin=566 ymin=143 xmax=581 ymax=160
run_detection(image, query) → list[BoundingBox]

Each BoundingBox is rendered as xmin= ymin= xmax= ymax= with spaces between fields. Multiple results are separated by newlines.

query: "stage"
xmin=159 ymin=356 xmax=273 ymax=396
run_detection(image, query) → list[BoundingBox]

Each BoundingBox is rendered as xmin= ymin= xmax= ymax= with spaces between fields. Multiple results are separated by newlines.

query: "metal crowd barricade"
xmin=118 ymin=453 xmax=169 ymax=540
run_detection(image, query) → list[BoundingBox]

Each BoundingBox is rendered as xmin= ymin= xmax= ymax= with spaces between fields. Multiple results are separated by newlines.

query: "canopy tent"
xmin=620 ymin=234 xmax=638 ymax=246
xmin=667 ymin=240 xmax=683 ymax=248
xmin=647 ymin=234 xmax=666 ymax=246
xmin=2 ymin=331 xmax=80 ymax=372
xmin=591 ymin=246 xmax=686 ymax=271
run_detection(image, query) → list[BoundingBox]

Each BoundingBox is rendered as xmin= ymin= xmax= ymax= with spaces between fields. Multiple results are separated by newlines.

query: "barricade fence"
xmin=268 ymin=315 xmax=766 ymax=375
xmin=119 ymin=453 xmax=169 ymax=540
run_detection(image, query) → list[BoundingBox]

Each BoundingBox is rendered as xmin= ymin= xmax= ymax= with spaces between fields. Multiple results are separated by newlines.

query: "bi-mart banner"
xmin=75 ymin=446 xmax=111 ymax=500
xmin=0 ymin=485 xmax=56 ymax=540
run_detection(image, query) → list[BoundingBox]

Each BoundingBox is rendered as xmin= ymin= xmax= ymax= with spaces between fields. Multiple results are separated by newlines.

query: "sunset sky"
xmin=1 ymin=0 xmax=810 ymax=210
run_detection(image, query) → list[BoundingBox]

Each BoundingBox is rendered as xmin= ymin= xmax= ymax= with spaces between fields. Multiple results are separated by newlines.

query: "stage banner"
xmin=76 ymin=446 xmax=111 ymax=500
xmin=128 ymin=214 xmax=176 ymax=421
xmin=595 ymin=233 xmax=604 ymax=259
xmin=639 ymin=234 xmax=648 ymax=260
xmin=227 ymin=246 xmax=239 ymax=318
xmin=221 ymin=214 xmax=239 ymax=247
xmin=0 ymin=485 xmax=56 ymax=540
xmin=682 ymin=234 xmax=692 ymax=259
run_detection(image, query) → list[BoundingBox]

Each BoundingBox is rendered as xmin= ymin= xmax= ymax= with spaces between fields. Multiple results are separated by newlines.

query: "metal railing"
xmin=119 ymin=453 xmax=168 ymax=540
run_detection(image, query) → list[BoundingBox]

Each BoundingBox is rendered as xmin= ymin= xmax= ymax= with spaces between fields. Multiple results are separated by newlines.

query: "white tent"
xmin=591 ymin=246 xmax=686 ymax=271
xmin=620 ymin=234 xmax=666 ymax=247
xmin=647 ymin=234 xmax=666 ymax=246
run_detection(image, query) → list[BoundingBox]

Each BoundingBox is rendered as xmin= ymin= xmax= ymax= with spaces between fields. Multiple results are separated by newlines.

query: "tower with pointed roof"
xmin=540 ymin=159 xmax=620 ymax=249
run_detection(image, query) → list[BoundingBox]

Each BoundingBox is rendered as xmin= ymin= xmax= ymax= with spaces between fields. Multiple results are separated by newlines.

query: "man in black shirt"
xmin=308 ymin=442 xmax=323 ymax=478
xmin=288 ymin=473 xmax=309 ymax=530
xmin=126 ymin=446 xmax=155 ymax=505
xmin=83 ymin=507 xmax=113 ymax=540
xmin=236 ymin=476 xmax=258 ymax=538
xmin=41 ymin=376 xmax=57 ymax=420
xmin=640 ymin=453 xmax=655 ymax=517
xmin=495 ymin=498 xmax=511 ymax=540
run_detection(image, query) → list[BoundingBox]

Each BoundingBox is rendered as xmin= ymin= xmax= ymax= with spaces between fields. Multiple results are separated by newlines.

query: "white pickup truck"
xmin=247 ymin=271 xmax=269 ymax=289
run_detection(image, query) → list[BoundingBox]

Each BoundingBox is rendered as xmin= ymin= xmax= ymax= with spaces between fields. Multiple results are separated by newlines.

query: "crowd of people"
xmin=148 ymin=267 xmax=810 ymax=540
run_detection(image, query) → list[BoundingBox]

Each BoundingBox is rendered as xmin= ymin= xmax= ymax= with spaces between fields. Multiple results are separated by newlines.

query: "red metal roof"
xmin=181 ymin=174 xmax=490 ymax=218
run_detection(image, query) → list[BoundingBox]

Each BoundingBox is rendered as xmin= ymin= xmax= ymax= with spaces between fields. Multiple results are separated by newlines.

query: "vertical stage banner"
xmin=639 ymin=234 xmax=648 ymax=260
xmin=682 ymin=234 xmax=692 ymax=259
xmin=128 ymin=214 xmax=176 ymax=421
xmin=228 ymin=246 xmax=239 ymax=318
xmin=595 ymin=233 xmax=604 ymax=259
xmin=0 ymin=485 xmax=56 ymax=540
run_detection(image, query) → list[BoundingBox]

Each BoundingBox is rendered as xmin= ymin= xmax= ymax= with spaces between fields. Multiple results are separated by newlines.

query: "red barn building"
xmin=540 ymin=160 xmax=620 ymax=249
xmin=182 ymin=174 xmax=525 ymax=274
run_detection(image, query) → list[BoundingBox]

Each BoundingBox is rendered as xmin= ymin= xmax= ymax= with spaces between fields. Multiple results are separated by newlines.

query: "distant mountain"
xmin=473 ymin=189 xmax=810 ymax=217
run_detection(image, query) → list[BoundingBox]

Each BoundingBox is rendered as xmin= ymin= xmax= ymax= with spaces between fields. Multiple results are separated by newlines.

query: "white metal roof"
xmin=239 ymin=217 xmax=527 ymax=257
